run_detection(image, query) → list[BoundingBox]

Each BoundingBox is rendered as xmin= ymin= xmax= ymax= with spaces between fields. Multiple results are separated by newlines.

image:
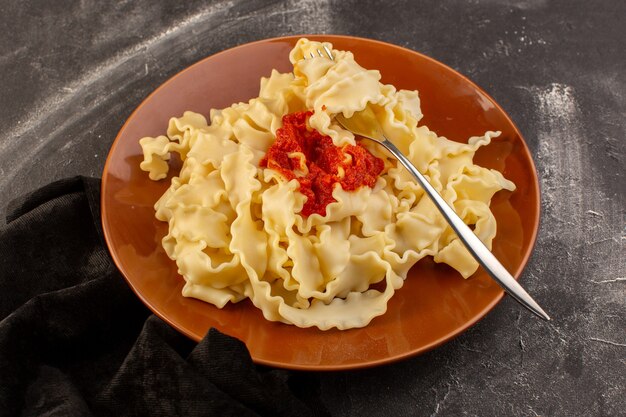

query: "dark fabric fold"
xmin=0 ymin=177 xmax=328 ymax=417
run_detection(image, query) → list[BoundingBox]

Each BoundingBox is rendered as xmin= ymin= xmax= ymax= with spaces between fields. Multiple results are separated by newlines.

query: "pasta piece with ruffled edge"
xmin=138 ymin=111 xmax=209 ymax=180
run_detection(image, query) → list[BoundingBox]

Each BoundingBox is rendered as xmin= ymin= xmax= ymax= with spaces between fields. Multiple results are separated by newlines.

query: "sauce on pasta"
xmin=261 ymin=111 xmax=384 ymax=216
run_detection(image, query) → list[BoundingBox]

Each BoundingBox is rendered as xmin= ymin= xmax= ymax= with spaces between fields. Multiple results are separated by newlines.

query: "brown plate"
xmin=101 ymin=35 xmax=540 ymax=371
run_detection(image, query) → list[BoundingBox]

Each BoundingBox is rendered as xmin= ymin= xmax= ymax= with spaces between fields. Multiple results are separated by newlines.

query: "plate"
xmin=101 ymin=35 xmax=540 ymax=370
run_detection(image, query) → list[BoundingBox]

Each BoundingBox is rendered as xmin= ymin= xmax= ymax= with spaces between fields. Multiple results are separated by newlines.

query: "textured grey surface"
xmin=1 ymin=0 xmax=624 ymax=416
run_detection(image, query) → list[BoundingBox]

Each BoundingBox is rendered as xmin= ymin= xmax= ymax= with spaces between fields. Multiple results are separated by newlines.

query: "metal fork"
xmin=304 ymin=47 xmax=550 ymax=320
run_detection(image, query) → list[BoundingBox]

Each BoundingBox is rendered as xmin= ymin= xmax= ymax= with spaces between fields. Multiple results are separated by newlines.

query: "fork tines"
xmin=305 ymin=44 xmax=334 ymax=61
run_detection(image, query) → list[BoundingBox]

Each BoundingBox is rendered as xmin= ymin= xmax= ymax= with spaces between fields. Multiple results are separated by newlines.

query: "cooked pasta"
xmin=139 ymin=38 xmax=516 ymax=330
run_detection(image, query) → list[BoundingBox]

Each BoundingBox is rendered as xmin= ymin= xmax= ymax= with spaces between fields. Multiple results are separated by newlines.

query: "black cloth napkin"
xmin=0 ymin=177 xmax=329 ymax=417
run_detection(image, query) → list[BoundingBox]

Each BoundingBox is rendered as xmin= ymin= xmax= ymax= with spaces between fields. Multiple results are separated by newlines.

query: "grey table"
xmin=1 ymin=1 xmax=624 ymax=416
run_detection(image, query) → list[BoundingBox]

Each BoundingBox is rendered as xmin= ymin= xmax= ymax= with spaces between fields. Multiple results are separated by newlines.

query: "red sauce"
xmin=260 ymin=111 xmax=385 ymax=217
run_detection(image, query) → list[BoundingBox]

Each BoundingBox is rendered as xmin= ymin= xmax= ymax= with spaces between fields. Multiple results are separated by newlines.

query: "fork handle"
xmin=380 ymin=139 xmax=550 ymax=320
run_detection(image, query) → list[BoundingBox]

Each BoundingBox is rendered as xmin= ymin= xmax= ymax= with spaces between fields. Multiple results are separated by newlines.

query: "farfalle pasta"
xmin=139 ymin=38 xmax=515 ymax=330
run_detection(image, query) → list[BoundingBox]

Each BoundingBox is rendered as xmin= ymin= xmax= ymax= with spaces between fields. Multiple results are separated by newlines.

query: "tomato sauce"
xmin=261 ymin=111 xmax=385 ymax=217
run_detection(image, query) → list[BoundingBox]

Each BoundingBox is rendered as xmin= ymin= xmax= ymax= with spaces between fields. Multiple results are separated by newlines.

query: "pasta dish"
xmin=139 ymin=38 xmax=515 ymax=330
